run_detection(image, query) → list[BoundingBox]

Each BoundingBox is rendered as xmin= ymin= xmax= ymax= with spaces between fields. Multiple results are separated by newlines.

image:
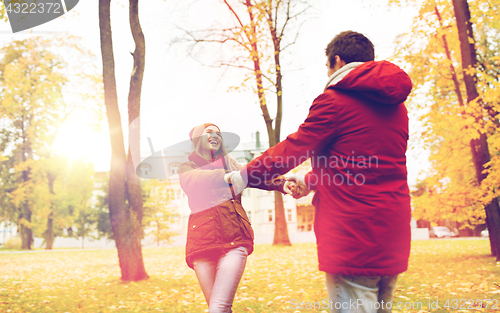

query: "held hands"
xmin=224 ymin=171 xmax=309 ymax=199
xmin=284 ymin=174 xmax=310 ymax=199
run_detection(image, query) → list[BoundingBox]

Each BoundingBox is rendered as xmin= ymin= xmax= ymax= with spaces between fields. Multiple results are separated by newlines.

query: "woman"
xmin=179 ymin=123 xmax=294 ymax=313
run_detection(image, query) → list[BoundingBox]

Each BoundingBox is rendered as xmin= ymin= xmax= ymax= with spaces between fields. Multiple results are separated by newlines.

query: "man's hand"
xmin=285 ymin=174 xmax=310 ymax=199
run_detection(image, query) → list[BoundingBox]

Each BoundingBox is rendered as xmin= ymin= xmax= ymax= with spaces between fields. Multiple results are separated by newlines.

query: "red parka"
xmin=244 ymin=60 xmax=413 ymax=276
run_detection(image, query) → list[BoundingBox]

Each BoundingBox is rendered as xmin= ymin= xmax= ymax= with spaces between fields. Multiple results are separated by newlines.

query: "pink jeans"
xmin=193 ymin=246 xmax=248 ymax=313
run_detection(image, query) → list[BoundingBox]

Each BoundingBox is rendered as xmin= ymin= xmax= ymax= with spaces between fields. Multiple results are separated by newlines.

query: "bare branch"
xmin=279 ymin=2 xmax=311 ymax=40
xmin=274 ymin=0 xmax=280 ymax=33
xmin=218 ymin=61 xmax=274 ymax=86
xmin=175 ymin=26 xmax=239 ymax=44
xmin=223 ymin=0 xmax=245 ymax=28
xmin=281 ymin=19 xmax=307 ymax=51
xmin=288 ymin=3 xmax=312 ymax=20
xmin=220 ymin=62 xmax=255 ymax=71
xmin=278 ymin=0 xmax=290 ymax=40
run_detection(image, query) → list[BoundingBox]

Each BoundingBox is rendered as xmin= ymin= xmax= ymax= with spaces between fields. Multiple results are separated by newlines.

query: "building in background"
xmin=0 ymin=218 xmax=17 ymax=247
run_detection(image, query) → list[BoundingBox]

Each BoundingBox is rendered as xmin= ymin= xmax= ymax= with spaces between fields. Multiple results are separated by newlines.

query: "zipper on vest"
xmin=217 ymin=207 xmax=225 ymax=253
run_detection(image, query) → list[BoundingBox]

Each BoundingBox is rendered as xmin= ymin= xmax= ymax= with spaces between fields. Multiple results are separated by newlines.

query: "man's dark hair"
xmin=325 ymin=31 xmax=374 ymax=68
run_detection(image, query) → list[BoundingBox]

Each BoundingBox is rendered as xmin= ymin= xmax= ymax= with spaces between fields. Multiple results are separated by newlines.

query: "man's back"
xmin=308 ymin=60 xmax=412 ymax=276
xmin=243 ymin=31 xmax=413 ymax=312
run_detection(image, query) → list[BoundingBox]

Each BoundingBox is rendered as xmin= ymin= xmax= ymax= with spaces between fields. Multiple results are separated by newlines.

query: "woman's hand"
xmin=224 ymin=171 xmax=247 ymax=194
xmin=283 ymin=180 xmax=297 ymax=195
xmin=285 ymin=174 xmax=310 ymax=199
xmin=223 ymin=172 xmax=233 ymax=184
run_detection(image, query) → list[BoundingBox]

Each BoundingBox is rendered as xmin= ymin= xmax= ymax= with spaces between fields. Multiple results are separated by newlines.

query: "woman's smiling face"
xmin=200 ymin=125 xmax=222 ymax=154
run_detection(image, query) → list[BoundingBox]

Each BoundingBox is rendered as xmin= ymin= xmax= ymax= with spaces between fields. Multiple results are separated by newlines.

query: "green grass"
xmin=0 ymin=239 xmax=499 ymax=312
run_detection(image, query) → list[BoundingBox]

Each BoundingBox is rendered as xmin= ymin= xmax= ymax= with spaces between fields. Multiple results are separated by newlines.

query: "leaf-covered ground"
xmin=0 ymin=239 xmax=499 ymax=312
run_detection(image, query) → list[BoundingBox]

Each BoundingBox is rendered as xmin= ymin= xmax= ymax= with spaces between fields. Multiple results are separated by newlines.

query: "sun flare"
xmin=52 ymin=116 xmax=111 ymax=171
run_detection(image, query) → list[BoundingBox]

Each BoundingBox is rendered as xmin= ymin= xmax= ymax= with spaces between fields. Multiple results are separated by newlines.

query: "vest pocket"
xmin=187 ymin=213 xmax=216 ymax=246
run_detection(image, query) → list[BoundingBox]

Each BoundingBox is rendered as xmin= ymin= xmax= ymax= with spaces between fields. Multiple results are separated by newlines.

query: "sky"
xmin=0 ymin=0 xmax=426 ymax=186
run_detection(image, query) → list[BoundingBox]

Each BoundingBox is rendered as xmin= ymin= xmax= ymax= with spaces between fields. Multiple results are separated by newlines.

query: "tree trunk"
xmin=434 ymin=5 xmax=464 ymax=107
xmin=20 ymin=203 xmax=32 ymax=250
xmin=452 ymin=0 xmax=500 ymax=259
xmin=272 ymin=190 xmax=291 ymax=245
xmin=244 ymin=0 xmax=290 ymax=246
xmin=223 ymin=0 xmax=293 ymax=246
xmin=99 ymin=0 xmax=148 ymax=281
xmin=45 ymin=172 xmax=57 ymax=250
xmin=269 ymin=7 xmax=289 ymax=246
xmin=124 ymin=0 xmax=148 ymax=278
xmin=242 ymin=0 xmax=276 ymax=146
xmin=46 ymin=212 xmax=54 ymax=250
xmin=20 ymin=116 xmax=32 ymax=250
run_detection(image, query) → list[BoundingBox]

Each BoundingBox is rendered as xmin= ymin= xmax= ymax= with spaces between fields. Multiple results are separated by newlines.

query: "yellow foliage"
xmin=392 ymin=0 xmax=500 ymax=226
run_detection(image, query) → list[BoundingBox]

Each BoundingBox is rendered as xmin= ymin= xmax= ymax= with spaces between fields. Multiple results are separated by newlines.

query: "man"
xmin=229 ymin=31 xmax=412 ymax=312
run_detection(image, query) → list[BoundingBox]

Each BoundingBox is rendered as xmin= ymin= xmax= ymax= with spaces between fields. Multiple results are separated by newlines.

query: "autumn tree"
xmin=390 ymin=0 xmax=500 ymax=257
xmin=10 ymin=157 xmax=95 ymax=250
xmin=451 ymin=0 xmax=500 ymax=257
xmin=0 ymin=36 xmax=97 ymax=249
xmin=0 ymin=5 xmax=6 ymax=22
xmin=142 ymin=179 xmax=178 ymax=246
xmin=98 ymin=0 xmax=148 ymax=280
xmin=51 ymin=158 xmax=94 ymax=249
xmin=0 ymin=145 xmax=17 ymax=236
xmin=180 ymin=0 xmax=311 ymax=246
xmin=0 ymin=38 xmax=61 ymax=249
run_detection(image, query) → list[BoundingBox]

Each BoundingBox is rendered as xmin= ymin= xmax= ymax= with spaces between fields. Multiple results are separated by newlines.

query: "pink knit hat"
xmin=189 ymin=123 xmax=220 ymax=143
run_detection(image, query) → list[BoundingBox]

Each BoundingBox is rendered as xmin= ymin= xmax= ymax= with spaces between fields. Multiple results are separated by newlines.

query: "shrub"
xmin=5 ymin=236 xmax=21 ymax=249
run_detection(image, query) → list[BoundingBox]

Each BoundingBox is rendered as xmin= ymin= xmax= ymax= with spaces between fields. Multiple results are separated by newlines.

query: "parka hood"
xmin=326 ymin=60 xmax=412 ymax=105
